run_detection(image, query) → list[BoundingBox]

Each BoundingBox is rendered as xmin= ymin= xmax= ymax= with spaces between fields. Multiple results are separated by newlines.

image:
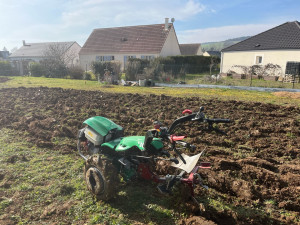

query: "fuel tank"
xmin=115 ymin=136 xmax=163 ymax=152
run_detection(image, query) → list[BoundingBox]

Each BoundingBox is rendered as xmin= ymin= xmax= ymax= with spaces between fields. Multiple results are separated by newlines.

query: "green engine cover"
xmin=115 ymin=136 xmax=163 ymax=152
xmin=83 ymin=116 xmax=163 ymax=152
xmin=83 ymin=116 xmax=123 ymax=136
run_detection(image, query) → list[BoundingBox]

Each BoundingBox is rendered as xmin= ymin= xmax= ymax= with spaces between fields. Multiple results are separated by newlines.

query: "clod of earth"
xmin=0 ymin=86 xmax=299 ymax=225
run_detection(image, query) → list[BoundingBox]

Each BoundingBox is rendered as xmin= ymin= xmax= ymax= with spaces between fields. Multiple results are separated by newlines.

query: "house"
xmin=0 ymin=50 xmax=9 ymax=61
xmin=79 ymin=18 xmax=181 ymax=70
xmin=203 ymin=51 xmax=221 ymax=58
xmin=10 ymin=41 xmax=81 ymax=75
xmin=179 ymin=43 xmax=203 ymax=56
xmin=220 ymin=21 xmax=300 ymax=77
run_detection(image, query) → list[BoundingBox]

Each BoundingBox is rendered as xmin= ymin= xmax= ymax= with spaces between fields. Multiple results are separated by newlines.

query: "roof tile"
xmin=80 ymin=24 xmax=172 ymax=54
xmin=10 ymin=42 xmax=76 ymax=58
xmin=179 ymin=44 xmax=201 ymax=55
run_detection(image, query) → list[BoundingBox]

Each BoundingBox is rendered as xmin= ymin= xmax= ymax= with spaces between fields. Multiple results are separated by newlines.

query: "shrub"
xmin=143 ymin=56 xmax=214 ymax=81
xmin=68 ymin=66 xmax=84 ymax=79
xmin=92 ymin=61 xmax=121 ymax=81
xmin=40 ymin=59 xmax=68 ymax=78
xmin=144 ymin=59 xmax=163 ymax=80
xmin=231 ymin=64 xmax=282 ymax=77
xmin=0 ymin=61 xmax=13 ymax=76
xmin=29 ymin=62 xmax=45 ymax=77
xmin=169 ymin=55 xmax=219 ymax=74
xmin=110 ymin=62 xmax=122 ymax=80
xmin=83 ymin=72 xmax=91 ymax=80
xmin=124 ymin=58 xmax=149 ymax=80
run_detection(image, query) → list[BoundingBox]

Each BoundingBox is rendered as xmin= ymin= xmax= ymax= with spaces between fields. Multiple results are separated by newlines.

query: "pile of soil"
xmin=273 ymin=91 xmax=300 ymax=99
xmin=0 ymin=87 xmax=299 ymax=224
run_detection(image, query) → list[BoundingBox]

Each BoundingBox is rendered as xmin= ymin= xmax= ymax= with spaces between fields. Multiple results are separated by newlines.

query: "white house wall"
xmin=221 ymin=50 xmax=300 ymax=75
xmin=79 ymin=27 xmax=180 ymax=71
xmin=65 ymin=42 xmax=81 ymax=67
xmin=160 ymin=27 xmax=181 ymax=57
xmin=80 ymin=53 xmax=160 ymax=71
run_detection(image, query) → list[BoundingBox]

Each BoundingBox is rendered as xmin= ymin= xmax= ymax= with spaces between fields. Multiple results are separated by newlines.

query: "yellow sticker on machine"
xmin=87 ymin=131 xmax=93 ymax=137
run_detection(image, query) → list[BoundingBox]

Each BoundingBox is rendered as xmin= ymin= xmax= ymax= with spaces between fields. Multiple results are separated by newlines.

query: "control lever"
xmin=173 ymin=148 xmax=186 ymax=164
xmin=192 ymin=106 xmax=205 ymax=121
xmin=170 ymin=158 xmax=179 ymax=164
xmin=161 ymin=150 xmax=170 ymax=157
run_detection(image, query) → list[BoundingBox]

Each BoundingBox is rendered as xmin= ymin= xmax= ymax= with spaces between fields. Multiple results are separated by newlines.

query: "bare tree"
xmin=209 ymin=57 xmax=218 ymax=75
xmin=43 ymin=42 xmax=77 ymax=67
xmin=231 ymin=64 xmax=282 ymax=77
xmin=41 ymin=42 xmax=77 ymax=78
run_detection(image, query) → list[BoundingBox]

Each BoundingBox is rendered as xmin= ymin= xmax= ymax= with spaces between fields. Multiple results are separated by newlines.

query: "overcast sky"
xmin=1 ymin=0 xmax=300 ymax=51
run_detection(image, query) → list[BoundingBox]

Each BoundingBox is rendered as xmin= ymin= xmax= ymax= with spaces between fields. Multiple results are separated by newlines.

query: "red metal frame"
xmin=137 ymin=163 xmax=210 ymax=197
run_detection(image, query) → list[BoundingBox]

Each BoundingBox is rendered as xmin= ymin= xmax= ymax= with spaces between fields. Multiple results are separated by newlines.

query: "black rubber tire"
xmin=84 ymin=155 xmax=119 ymax=201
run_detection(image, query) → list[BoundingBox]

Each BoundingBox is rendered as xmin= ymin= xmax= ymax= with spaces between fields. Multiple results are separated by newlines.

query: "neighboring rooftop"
xmin=179 ymin=43 xmax=202 ymax=55
xmin=80 ymin=23 xmax=174 ymax=55
xmin=203 ymin=51 xmax=221 ymax=57
xmin=0 ymin=51 xmax=9 ymax=59
xmin=222 ymin=21 xmax=300 ymax=52
xmin=10 ymin=41 xmax=76 ymax=58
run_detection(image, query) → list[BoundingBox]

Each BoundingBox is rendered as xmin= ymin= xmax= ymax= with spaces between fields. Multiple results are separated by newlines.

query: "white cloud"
xmin=1 ymin=0 xmax=207 ymax=50
xmin=177 ymin=23 xmax=276 ymax=43
xmin=61 ymin=0 xmax=206 ymax=28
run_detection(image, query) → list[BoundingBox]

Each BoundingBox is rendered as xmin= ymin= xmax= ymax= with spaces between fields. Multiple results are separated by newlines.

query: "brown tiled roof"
xmin=80 ymin=24 xmax=173 ymax=54
xmin=222 ymin=21 xmax=300 ymax=52
xmin=179 ymin=43 xmax=201 ymax=55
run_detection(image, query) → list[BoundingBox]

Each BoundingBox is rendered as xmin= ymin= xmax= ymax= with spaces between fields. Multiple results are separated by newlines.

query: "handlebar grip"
xmin=206 ymin=118 xmax=231 ymax=123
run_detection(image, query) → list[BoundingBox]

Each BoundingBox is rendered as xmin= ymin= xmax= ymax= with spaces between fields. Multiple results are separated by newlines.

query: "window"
xmin=124 ymin=55 xmax=136 ymax=65
xmin=141 ymin=55 xmax=155 ymax=60
xmin=96 ymin=56 xmax=114 ymax=62
xmin=255 ymin=56 xmax=263 ymax=64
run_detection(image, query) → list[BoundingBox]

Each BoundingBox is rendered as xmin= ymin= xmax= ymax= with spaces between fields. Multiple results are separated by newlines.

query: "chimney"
xmin=23 ymin=40 xmax=26 ymax=46
xmin=164 ymin=18 xmax=169 ymax=31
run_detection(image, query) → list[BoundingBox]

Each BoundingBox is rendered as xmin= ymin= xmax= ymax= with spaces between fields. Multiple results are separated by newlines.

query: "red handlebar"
xmin=182 ymin=109 xmax=192 ymax=115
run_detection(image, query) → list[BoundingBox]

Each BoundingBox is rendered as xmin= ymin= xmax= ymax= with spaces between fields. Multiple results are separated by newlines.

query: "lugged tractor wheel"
xmin=84 ymin=155 xmax=119 ymax=201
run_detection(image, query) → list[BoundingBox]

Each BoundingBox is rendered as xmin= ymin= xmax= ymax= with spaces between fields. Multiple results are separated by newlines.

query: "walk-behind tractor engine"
xmin=77 ymin=107 xmax=231 ymax=205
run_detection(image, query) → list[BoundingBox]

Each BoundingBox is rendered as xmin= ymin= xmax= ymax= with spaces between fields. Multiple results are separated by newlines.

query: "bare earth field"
xmin=0 ymin=86 xmax=299 ymax=225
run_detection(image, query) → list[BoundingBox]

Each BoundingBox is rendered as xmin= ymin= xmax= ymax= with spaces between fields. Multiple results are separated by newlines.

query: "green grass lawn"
xmin=0 ymin=128 xmax=180 ymax=224
xmin=1 ymin=76 xmax=299 ymax=107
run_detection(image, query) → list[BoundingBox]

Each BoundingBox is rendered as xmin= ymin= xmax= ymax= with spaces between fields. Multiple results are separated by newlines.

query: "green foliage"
xmin=0 ymin=61 xmax=14 ymax=76
xmin=137 ymin=56 xmax=220 ymax=81
xmin=29 ymin=62 xmax=45 ymax=77
xmin=84 ymin=72 xmax=91 ymax=80
xmin=84 ymin=71 xmax=97 ymax=80
xmin=169 ymin=55 xmax=220 ymax=74
xmin=144 ymin=58 xmax=163 ymax=80
xmin=40 ymin=59 xmax=68 ymax=78
xmin=153 ymin=57 xmax=176 ymax=79
xmin=92 ymin=61 xmax=121 ymax=81
xmin=125 ymin=58 xmax=150 ymax=80
xmin=68 ymin=66 xmax=84 ymax=80
xmin=0 ymin=198 xmax=12 ymax=212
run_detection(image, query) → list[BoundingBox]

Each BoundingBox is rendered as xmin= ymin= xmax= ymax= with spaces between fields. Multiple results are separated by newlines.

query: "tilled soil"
xmin=0 ymin=87 xmax=299 ymax=224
